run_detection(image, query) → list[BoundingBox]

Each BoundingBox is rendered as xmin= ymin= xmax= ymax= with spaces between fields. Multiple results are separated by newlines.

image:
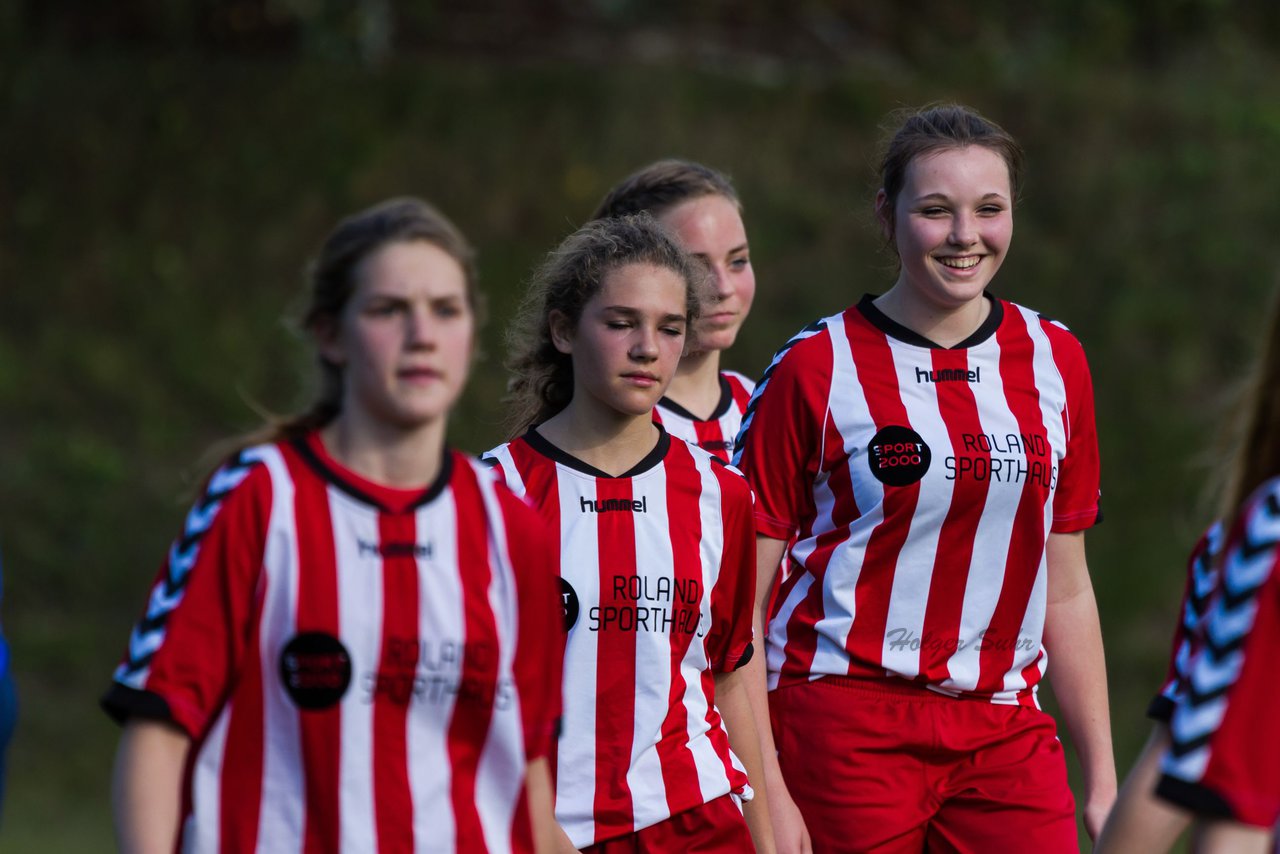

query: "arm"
xmin=1043 ymin=530 xmax=1117 ymax=842
xmin=715 ymin=665 xmax=776 ymax=854
xmin=745 ymin=535 xmax=811 ymax=854
xmin=112 ymin=717 xmax=191 ymax=854
xmin=1095 ymin=724 xmax=1189 ymax=853
xmin=1191 ymin=820 xmax=1274 ymax=854
xmin=525 ymin=756 xmax=578 ymax=854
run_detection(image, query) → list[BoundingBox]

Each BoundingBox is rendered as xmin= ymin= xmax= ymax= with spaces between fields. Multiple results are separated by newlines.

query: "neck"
xmin=662 ymin=349 xmax=723 ymax=419
xmin=874 ymin=283 xmax=990 ymax=348
xmin=535 ymin=400 xmax=660 ymax=477
xmin=320 ymin=412 xmax=447 ymax=489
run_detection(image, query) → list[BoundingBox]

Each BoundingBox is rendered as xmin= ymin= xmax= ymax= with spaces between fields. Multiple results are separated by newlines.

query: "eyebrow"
xmin=691 ymin=242 xmax=750 ymax=258
xmin=601 ymin=306 xmax=688 ymax=323
xmin=913 ymin=192 xmax=1008 ymax=203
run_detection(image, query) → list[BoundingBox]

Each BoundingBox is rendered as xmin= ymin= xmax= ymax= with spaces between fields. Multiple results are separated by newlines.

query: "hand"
xmin=769 ymin=784 xmax=813 ymax=854
xmin=1083 ymin=787 xmax=1118 ymax=843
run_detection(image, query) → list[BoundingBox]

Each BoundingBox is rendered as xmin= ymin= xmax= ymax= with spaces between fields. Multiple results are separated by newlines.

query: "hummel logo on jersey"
xmin=580 ymin=496 xmax=648 ymax=514
xmin=915 ymin=366 xmax=982 ymax=384
xmin=357 ymin=539 xmax=433 ymax=560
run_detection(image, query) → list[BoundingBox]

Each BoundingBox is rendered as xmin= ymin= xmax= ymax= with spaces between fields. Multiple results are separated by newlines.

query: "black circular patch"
xmin=868 ymin=426 xmax=932 ymax=486
xmin=280 ymin=632 xmax=352 ymax=709
xmin=559 ymin=578 xmax=580 ymax=632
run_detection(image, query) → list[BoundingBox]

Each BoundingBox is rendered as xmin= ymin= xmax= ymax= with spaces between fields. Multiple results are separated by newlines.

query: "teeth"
xmin=939 ymin=256 xmax=980 ymax=269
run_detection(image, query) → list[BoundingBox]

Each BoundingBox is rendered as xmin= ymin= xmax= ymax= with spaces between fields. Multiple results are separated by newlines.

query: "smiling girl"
xmin=592 ymin=161 xmax=756 ymax=462
xmin=103 ymin=198 xmax=563 ymax=853
xmin=484 ymin=213 xmax=770 ymax=852
xmin=734 ymin=104 xmax=1115 ymax=853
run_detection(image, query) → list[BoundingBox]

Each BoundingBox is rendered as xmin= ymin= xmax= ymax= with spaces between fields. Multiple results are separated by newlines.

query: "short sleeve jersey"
xmin=1157 ymin=477 xmax=1280 ymax=828
xmin=101 ymin=434 xmax=563 ymax=854
xmin=653 ymin=370 xmax=755 ymax=462
xmin=483 ymin=428 xmax=755 ymax=848
xmin=734 ymin=295 xmax=1101 ymax=703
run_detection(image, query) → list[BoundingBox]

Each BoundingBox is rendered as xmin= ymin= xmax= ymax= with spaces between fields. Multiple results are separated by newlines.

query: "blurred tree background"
xmin=3 ymin=1 xmax=1279 ymax=849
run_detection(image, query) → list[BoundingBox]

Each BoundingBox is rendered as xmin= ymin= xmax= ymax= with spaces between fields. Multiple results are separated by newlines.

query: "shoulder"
xmin=1005 ymin=300 xmax=1090 ymax=355
xmin=677 ymin=439 xmax=753 ymax=503
xmin=721 ymin=369 xmax=756 ymax=394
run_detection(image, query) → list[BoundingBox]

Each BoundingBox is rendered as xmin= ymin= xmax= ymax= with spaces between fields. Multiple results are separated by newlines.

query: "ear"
xmin=313 ymin=316 xmax=346 ymax=367
xmin=548 ymin=309 xmax=575 ymax=355
xmin=874 ymin=189 xmax=894 ymax=242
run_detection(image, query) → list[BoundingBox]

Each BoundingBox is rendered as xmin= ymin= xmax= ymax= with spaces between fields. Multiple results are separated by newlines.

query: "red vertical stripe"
xmin=283 ymin=449 xmax=345 ymax=853
xmin=918 ymin=349 xmax=991 ymax=683
xmin=692 ymin=419 xmax=728 ymax=462
xmin=218 ymin=594 xmax=266 ymax=852
xmin=592 ymin=476 xmax=639 ymax=839
xmin=726 ymin=374 xmax=751 ymax=413
xmin=373 ymin=510 xmax=419 ymax=851
xmin=843 ymin=313 xmax=919 ymax=672
xmin=655 ymin=442 xmax=705 ymax=812
xmin=446 ymin=463 xmax=500 ymax=851
xmin=978 ymin=309 xmax=1049 ymax=695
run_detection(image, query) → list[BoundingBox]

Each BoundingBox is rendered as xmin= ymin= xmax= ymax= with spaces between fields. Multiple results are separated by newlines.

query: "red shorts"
xmin=770 ymin=677 xmax=1077 ymax=854
xmin=579 ymin=794 xmax=753 ymax=853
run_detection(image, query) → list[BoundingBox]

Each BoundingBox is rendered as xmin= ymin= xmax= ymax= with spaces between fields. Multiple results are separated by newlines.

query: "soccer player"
xmin=484 ymin=213 xmax=770 ymax=852
xmin=1099 ymin=291 xmax=1280 ymax=854
xmin=733 ymin=103 xmax=1115 ymax=853
xmin=592 ymin=160 xmax=756 ymax=462
xmin=102 ymin=198 xmax=563 ymax=853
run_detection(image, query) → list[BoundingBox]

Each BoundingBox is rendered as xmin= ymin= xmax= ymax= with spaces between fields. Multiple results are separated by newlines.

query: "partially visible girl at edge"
xmin=592 ymin=160 xmax=756 ymax=462
xmin=1098 ymin=290 xmax=1280 ymax=854
xmin=483 ymin=213 xmax=772 ymax=852
xmin=733 ymin=104 xmax=1115 ymax=853
xmin=103 ymin=198 xmax=563 ymax=853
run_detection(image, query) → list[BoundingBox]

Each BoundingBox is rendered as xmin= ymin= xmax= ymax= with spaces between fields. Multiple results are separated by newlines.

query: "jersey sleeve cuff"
xmin=1156 ymin=775 xmax=1240 ymax=822
xmin=1050 ymin=504 xmax=1101 ymax=533
xmin=717 ymin=641 xmax=754 ymax=674
xmin=101 ymin=683 xmax=181 ymax=728
xmin=752 ymin=511 xmax=793 ymax=541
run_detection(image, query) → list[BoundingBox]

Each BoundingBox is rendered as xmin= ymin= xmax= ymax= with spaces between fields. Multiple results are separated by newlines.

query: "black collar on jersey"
xmin=656 ymin=373 xmax=735 ymax=422
xmin=523 ymin=424 xmax=671 ymax=479
xmin=291 ymin=435 xmax=454 ymax=514
xmin=857 ymin=292 xmax=1004 ymax=350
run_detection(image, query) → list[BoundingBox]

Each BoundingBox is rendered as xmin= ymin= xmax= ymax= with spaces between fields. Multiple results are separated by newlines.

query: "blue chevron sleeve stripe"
xmin=731 ymin=316 xmax=829 ymax=468
xmin=112 ymin=449 xmax=264 ymax=689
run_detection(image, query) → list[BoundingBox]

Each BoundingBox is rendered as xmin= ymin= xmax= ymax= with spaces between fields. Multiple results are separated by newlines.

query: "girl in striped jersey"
xmin=484 ymin=214 xmax=770 ymax=852
xmin=1099 ymin=291 xmax=1280 ymax=854
xmin=734 ymin=104 xmax=1115 ymax=853
xmin=592 ymin=161 xmax=757 ymax=462
xmin=103 ymin=198 xmax=563 ymax=854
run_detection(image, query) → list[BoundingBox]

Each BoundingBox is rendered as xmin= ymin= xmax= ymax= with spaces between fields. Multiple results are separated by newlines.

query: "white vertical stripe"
xmin=946 ymin=333 xmax=1017 ymax=693
xmin=255 ymin=450 xmax=304 ymax=854
xmin=189 ymin=706 xmax=231 ymax=853
xmin=882 ymin=339 xmax=951 ymax=679
xmin=767 ymin=573 xmax=813 ymax=691
xmin=556 ymin=471 xmax=600 ymax=849
xmin=330 ymin=491 xmax=383 ymax=853
xmin=472 ymin=464 xmax=526 ymax=852
xmin=628 ymin=463 xmax=674 ymax=831
xmin=807 ymin=316 xmax=878 ymax=677
xmin=483 ymin=445 xmax=526 ymax=499
xmin=686 ymin=451 xmax=733 ymax=801
xmin=406 ymin=489 xmax=460 ymax=852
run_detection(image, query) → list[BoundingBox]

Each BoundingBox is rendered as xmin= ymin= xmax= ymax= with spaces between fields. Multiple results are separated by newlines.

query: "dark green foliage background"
xmin=3 ymin=5 xmax=1280 ymax=849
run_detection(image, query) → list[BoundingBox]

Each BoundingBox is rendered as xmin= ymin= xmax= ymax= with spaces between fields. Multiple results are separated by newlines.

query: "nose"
xmin=629 ymin=325 xmax=659 ymax=361
xmin=406 ymin=306 xmax=435 ymax=349
xmin=949 ymin=213 xmax=978 ymax=247
xmin=710 ymin=265 xmax=733 ymax=300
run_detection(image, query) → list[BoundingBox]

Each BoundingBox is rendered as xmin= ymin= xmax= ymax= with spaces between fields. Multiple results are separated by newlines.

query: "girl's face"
xmin=321 ymin=240 xmax=474 ymax=433
xmin=659 ymin=194 xmax=754 ymax=353
xmin=552 ymin=263 xmax=689 ymax=419
xmin=877 ymin=145 xmax=1014 ymax=313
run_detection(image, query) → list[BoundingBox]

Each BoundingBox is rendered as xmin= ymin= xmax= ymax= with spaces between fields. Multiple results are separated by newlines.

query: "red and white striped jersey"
xmin=483 ymin=429 xmax=755 ymax=848
xmin=1158 ymin=478 xmax=1280 ymax=828
xmin=102 ymin=433 xmax=563 ymax=854
xmin=734 ymin=295 xmax=1101 ymax=704
xmin=653 ymin=370 xmax=754 ymax=463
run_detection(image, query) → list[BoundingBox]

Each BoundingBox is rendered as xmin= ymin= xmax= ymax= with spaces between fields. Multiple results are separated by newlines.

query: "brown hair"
xmin=504 ymin=212 xmax=706 ymax=436
xmin=273 ymin=197 xmax=479 ymax=444
xmin=877 ymin=103 xmax=1025 ymax=243
xmin=592 ymin=159 xmax=740 ymax=221
xmin=1215 ymin=289 xmax=1280 ymax=527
